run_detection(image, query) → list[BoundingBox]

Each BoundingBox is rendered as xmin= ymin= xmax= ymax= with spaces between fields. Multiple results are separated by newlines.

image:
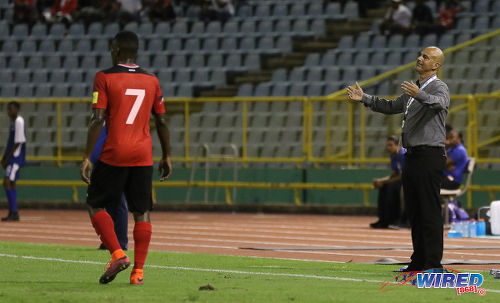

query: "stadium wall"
xmin=0 ymin=167 xmax=499 ymax=207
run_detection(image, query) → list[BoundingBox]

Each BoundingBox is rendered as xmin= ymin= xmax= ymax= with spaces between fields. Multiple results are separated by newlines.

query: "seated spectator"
xmin=200 ymin=0 xmax=234 ymax=23
xmin=370 ymin=136 xmax=406 ymax=229
xmin=43 ymin=0 xmax=79 ymax=24
xmin=379 ymin=0 xmax=412 ymax=36
xmin=14 ymin=0 xmax=38 ymax=25
xmin=439 ymin=0 xmax=464 ymax=30
xmin=443 ymin=130 xmax=469 ymax=190
xmin=146 ymin=0 xmax=177 ymax=23
xmin=411 ymin=0 xmax=436 ymax=36
xmin=116 ymin=0 xmax=142 ymax=24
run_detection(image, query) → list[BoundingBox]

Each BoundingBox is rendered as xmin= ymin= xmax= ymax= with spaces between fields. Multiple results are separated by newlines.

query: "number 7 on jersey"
xmin=125 ymin=89 xmax=145 ymax=125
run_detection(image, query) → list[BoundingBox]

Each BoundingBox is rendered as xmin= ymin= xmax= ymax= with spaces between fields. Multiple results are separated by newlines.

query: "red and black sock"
xmin=133 ymin=222 xmax=152 ymax=270
xmin=91 ymin=210 xmax=122 ymax=255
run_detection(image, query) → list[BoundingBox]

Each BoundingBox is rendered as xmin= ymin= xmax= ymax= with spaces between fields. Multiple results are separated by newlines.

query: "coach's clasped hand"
xmin=347 ymin=82 xmax=364 ymax=102
xmin=401 ymin=81 xmax=419 ymax=98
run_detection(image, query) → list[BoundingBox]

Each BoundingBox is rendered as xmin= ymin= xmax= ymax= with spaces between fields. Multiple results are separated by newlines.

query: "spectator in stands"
xmin=379 ymin=0 xmax=412 ymax=36
xmin=370 ymin=136 xmax=405 ymax=229
xmin=42 ymin=0 xmax=78 ymax=24
xmin=14 ymin=0 xmax=38 ymax=24
xmin=116 ymin=0 xmax=142 ymax=24
xmin=438 ymin=0 xmax=464 ymax=30
xmin=411 ymin=0 xmax=437 ymax=36
xmin=443 ymin=129 xmax=469 ymax=189
xmin=146 ymin=0 xmax=177 ymax=22
xmin=200 ymin=0 xmax=234 ymax=23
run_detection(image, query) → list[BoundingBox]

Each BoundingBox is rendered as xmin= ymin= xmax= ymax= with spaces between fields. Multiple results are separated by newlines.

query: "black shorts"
xmin=87 ymin=161 xmax=153 ymax=213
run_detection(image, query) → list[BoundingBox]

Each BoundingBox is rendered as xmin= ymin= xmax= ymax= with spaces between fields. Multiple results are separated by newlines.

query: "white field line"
xmin=1 ymin=227 xmax=500 ymax=259
xmin=1 ymin=252 xmax=499 ymax=294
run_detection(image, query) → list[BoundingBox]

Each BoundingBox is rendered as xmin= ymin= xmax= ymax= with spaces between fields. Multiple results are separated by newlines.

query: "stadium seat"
xmin=240 ymin=37 xmax=256 ymax=50
xmin=237 ymin=83 xmax=253 ymax=96
xmin=202 ymin=37 xmax=218 ymax=51
xmin=244 ymin=54 xmax=260 ymax=70
xmin=1 ymin=40 xmax=17 ymax=54
xmin=35 ymin=84 xmax=52 ymax=97
xmin=14 ymin=69 xmax=31 ymax=83
xmin=30 ymin=23 xmax=46 ymax=38
xmin=343 ymin=1 xmax=359 ymax=18
xmin=103 ymin=23 xmax=119 ymax=37
xmin=172 ymin=21 xmax=188 ymax=35
xmin=207 ymin=54 xmax=223 ymax=67
xmin=69 ymin=84 xmax=88 ymax=97
xmin=68 ymin=23 xmax=85 ymax=37
xmin=12 ymin=24 xmax=29 ymax=39
xmin=26 ymin=55 xmax=43 ymax=69
xmin=51 ymin=84 xmax=69 ymax=97
xmin=177 ymin=84 xmax=193 ymax=97
xmin=87 ymin=22 xmax=103 ymax=37
xmin=388 ymin=34 xmax=404 ymax=48
xmin=17 ymin=84 xmax=34 ymax=97
xmin=166 ymin=38 xmax=182 ymax=51
xmin=221 ymin=37 xmax=237 ymax=51
xmin=170 ymin=54 xmax=186 ymax=68
xmin=8 ymin=55 xmax=25 ymax=69
xmin=222 ymin=20 xmax=239 ymax=34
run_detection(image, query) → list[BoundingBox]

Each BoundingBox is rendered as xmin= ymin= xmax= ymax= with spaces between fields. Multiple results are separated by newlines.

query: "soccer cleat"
xmin=99 ymin=255 xmax=130 ymax=284
xmin=130 ymin=269 xmax=144 ymax=285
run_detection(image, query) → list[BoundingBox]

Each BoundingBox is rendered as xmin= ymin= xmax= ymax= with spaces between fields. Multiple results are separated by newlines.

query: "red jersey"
xmin=92 ymin=64 xmax=165 ymax=167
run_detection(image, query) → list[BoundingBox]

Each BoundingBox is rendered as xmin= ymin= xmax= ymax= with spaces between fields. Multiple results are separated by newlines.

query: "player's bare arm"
xmin=154 ymin=112 xmax=172 ymax=181
xmin=1 ymin=143 xmax=20 ymax=169
xmin=347 ymin=82 xmax=364 ymax=102
xmin=81 ymin=108 xmax=106 ymax=184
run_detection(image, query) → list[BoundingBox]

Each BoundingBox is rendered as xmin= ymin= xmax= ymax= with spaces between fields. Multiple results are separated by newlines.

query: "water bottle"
xmin=468 ymin=220 xmax=477 ymax=238
xmin=460 ymin=221 xmax=468 ymax=237
xmin=477 ymin=219 xmax=486 ymax=237
xmin=447 ymin=222 xmax=462 ymax=238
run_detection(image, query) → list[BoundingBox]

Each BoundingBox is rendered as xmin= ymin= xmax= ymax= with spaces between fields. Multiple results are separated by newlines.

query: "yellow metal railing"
xmin=1 ymin=93 xmax=500 ymax=165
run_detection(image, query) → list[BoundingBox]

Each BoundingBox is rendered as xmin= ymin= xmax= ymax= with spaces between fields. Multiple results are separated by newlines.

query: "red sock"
xmin=133 ymin=222 xmax=152 ymax=270
xmin=91 ymin=210 xmax=122 ymax=255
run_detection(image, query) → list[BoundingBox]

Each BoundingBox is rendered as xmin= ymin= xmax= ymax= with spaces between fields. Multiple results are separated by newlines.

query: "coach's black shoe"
xmin=1 ymin=211 xmax=19 ymax=222
xmin=98 ymin=243 xmax=107 ymax=250
xmin=370 ymin=221 xmax=388 ymax=229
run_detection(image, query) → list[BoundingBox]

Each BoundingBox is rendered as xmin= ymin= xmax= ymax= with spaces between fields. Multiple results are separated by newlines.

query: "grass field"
xmin=1 ymin=241 xmax=499 ymax=303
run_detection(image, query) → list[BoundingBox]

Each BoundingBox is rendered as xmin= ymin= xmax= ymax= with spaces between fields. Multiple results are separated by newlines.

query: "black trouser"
xmin=402 ymin=146 xmax=446 ymax=270
xmin=377 ymin=180 xmax=402 ymax=225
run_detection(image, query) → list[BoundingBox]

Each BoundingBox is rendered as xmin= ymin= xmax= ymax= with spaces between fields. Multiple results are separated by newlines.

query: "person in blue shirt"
xmin=91 ymin=125 xmax=128 ymax=250
xmin=2 ymin=102 xmax=26 ymax=222
xmin=370 ymin=136 xmax=406 ymax=229
xmin=443 ymin=130 xmax=468 ymax=189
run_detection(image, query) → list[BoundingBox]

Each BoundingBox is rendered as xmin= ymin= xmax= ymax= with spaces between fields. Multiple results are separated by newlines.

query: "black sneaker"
xmin=1 ymin=211 xmax=19 ymax=222
xmin=370 ymin=221 xmax=388 ymax=229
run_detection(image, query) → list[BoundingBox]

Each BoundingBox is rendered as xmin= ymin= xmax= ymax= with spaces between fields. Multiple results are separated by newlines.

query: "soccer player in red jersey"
xmin=80 ymin=31 xmax=172 ymax=285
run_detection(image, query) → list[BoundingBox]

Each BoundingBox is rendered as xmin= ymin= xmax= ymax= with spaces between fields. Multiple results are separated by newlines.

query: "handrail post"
xmin=56 ymin=102 xmax=63 ymax=167
xmin=325 ymin=99 xmax=331 ymax=159
xmin=242 ymin=100 xmax=248 ymax=169
xmin=360 ymin=105 xmax=366 ymax=168
xmin=184 ymin=100 xmax=190 ymax=168
xmin=347 ymin=100 xmax=354 ymax=166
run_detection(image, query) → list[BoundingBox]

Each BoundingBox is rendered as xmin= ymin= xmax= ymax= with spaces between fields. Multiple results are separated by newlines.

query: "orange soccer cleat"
xmin=99 ymin=254 xmax=130 ymax=284
xmin=130 ymin=269 xmax=144 ymax=285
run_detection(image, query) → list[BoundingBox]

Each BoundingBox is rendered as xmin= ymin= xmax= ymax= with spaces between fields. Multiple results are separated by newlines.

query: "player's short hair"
xmin=387 ymin=135 xmax=399 ymax=145
xmin=113 ymin=31 xmax=139 ymax=58
xmin=7 ymin=101 xmax=20 ymax=110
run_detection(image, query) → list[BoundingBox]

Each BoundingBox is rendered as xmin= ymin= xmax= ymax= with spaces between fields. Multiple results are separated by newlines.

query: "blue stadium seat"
xmin=26 ymin=55 xmax=43 ymax=69
xmin=336 ymin=51 xmax=354 ymax=66
xmin=474 ymin=16 xmax=490 ymax=29
xmin=68 ymin=23 xmax=85 ymax=37
xmin=19 ymin=40 xmax=37 ymax=54
xmin=271 ymin=83 xmax=288 ymax=96
xmin=177 ymin=84 xmax=193 ymax=97
xmin=354 ymin=35 xmax=370 ymax=48
xmin=473 ymin=0 xmax=490 ymax=13
xmin=170 ymin=54 xmax=186 ymax=68
xmin=2 ymin=40 xmax=17 ymax=54
xmin=0 ymin=55 xmax=4 ymax=69
xmin=275 ymin=19 xmax=291 ymax=33
xmin=306 ymin=83 xmax=324 ymax=96
xmin=32 ymin=69 xmax=49 ymax=84
xmin=203 ymin=37 xmax=218 ymax=51
xmin=39 ymin=40 xmax=56 ymax=54
xmin=222 ymin=21 xmax=239 ymax=34
xmin=359 ymin=67 xmax=377 ymax=80
xmin=272 ymin=68 xmax=287 ymax=82
xmin=63 ymin=55 xmax=79 ymax=69
xmin=1 ymin=84 xmax=16 ymax=97
xmin=103 ymin=23 xmax=119 ymax=37
xmin=244 ymin=54 xmax=260 ymax=70
xmin=93 ymin=39 xmax=109 ymax=53
xmin=12 ymin=24 xmax=29 ymax=39
xmin=388 ymin=34 xmax=404 ymax=48
xmin=254 ymin=82 xmax=270 ymax=97
xmin=172 ymin=20 xmax=188 ymax=35
xmin=191 ymin=21 xmax=204 ymax=34
xmin=205 ymin=21 xmax=221 ymax=35
xmin=207 ymin=54 xmax=223 ymax=67
xmin=276 ymin=36 xmax=292 ymax=52
xmin=0 ymin=23 xmax=8 ymax=37
xmin=189 ymin=54 xmax=205 ymax=68
xmin=46 ymin=55 xmax=62 ymax=69
xmin=290 ymin=2 xmax=305 ymax=17
xmin=70 ymin=84 xmax=88 ymax=97
xmin=184 ymin=38 xmax=200 ymax=52
xmin=385 ymin=51 xmax=402 ymax=65
xmin=241 ymin=20 xmax=256 ymax=33
xmin=421 ymin=34 xmax=437 ymax=46
xmin=48 ymin=23 xmax=66 ymax=37
xmin=154 ymin=22 xmax=170 ymax=35
xmin=308 ymin=3 xmax=323 ymax=16
xmin=0 ymin=69 xmax=12 ymax=83
xmin=51 ymin=83 xmax=69 ymax=97
xmin=337 ymin=35 xmax=353 ymax=49
xmin=455 ymin=17 xmax=472 ymax=30
xmin=311 ymin=19 xmax=326 ymax=36
xmin=35 ymin=84 xmax=52 ymax=97
xmin=136 ymin=55 xmax=150 ymax=68
xmin=237 ymin=5 xmax=252 ymax=17
xmin=343 ymin=1 xmax=359 ymax=18
xmin=225 ymin=54 xmax=242 ymax=68
xmin=304 ymin=53 xmax=320 ymax=67
xmin=370 ymin=51 xmax=386 ymax=66
xmin=123 ymin=22 xmax=139 ymax=33
xmin=67 ymin=70 xmax=83 ymax=83
xmin=87 ymin=22 xmax=103 ymax=37
xmin=439 ymin=34 xmax=454 ymax=49
xmin=306 ymin=67 xmax=323 ymax=82
xmin=325 ymin=2 xmax=342 ymax=16
xmin=237 ymin=83 xmax=253 ymax=96
xmin=138 ymin=22 xmax=154 ymax=37
xmin=342 ymin=67 xmax=358 ymax=81
xmin=17 ymin=84 xmax=34 ymax=97
xmin=166 ymin=38 xmax=182 ymax=52
xmin=148 ymin=39 xmax=164 ymax=52
xmin=221 ymin=37 xmax=237 ymax=51
xmin=255 ymin=4 xmax=271 ymax=17
xmin=76 ymin=39 xmax=92 ymax=53
xmin=157 ymin=69 xmax=173 ymax=83
xmin=289 ymin=67 xmax=304 ymax=82
xmin=50 ymin=70 xmax=66 ymax=83
xmin=273 ymin=4 xmax=288 ymax=17
xmin=354 ymin=51 xmax=370 ymax=65
xmin=14 ymin=69 xmax=31 ymax=83
xmin=30 ymin=23 xmax=46 ymax=38
xmin=404 ymin=34 xmax=420 ymax=47
xmin=325 ymin=67 xmax=341 ymax=82
xmin=289 ymin=83 xmax=306 ymax=96
xmin=321 ymin=51 xmax=336 ymax=66
xmin=99 ymin=55 xmax=112 ymax=68
xmin=371 ymin=35 xmax=386 ymax=49
xmin=8 ymin=55 xmax=25 ymax=68
xmin=58 ymin=39 xmax=73 ymax=53
xmin=258 ymin=36 xmax=275 ymax=51
xmin=210 ymin=69 xmax=226 ymax=85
